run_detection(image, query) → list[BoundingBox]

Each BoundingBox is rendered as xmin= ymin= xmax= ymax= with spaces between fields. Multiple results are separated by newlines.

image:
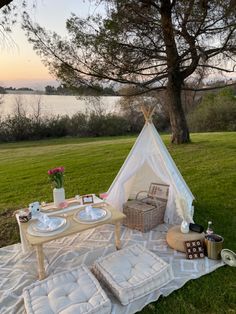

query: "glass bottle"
xmin=206 ymin=221 xmax=213 ymax=235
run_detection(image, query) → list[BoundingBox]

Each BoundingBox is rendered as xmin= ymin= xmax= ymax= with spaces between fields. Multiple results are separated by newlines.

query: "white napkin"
xmin=37 ymin=213 xmax=57 ymax=231
xmin=85 ymin=205 xmax=97 ymax=219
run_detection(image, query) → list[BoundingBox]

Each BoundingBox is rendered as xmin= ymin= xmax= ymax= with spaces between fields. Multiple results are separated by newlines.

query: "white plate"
xmin=27 ymin=220 xmax=69 ymax=237
xmin=32 ymin=217 xmax=66 ymax=233
xmin=78 ymin=208 xmax=107 ymax=222
xmin=221 ymin=249 xmax=236 ymax=267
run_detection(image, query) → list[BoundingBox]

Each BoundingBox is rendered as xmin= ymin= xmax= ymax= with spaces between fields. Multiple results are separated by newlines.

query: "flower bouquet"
xmin=48 ymin=167 xmax=65 ymax=207
xmin=48 ymin=166 xmax=65 ymax=188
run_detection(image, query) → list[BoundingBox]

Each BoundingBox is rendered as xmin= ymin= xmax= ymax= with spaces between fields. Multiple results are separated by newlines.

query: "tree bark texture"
xmin=167 ymin=77 xmax=190 ymax=144
xmin=160 ymin=0 xmax=190 ymax=143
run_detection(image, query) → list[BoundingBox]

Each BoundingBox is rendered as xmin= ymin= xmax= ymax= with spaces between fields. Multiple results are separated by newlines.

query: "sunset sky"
xmin=0 ymin=0 xmax=104 ymax=90
xmin=1 ymin=1 xmax=235 ymax=90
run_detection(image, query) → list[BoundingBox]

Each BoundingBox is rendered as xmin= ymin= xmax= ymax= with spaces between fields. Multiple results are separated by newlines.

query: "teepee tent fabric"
xmin=106 ymin=122 xmax=195 ymax=224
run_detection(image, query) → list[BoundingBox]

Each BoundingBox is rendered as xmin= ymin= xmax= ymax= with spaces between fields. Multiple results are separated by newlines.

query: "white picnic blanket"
xmin=0 ymin=224 xmax=224 ymax=314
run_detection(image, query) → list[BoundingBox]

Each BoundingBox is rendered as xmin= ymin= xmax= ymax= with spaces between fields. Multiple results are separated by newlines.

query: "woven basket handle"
xmin=135 ymin=191 xmax=148 ymax=200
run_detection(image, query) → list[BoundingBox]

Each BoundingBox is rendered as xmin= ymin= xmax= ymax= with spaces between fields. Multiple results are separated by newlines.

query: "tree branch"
xmin=0 ymin=0 xmax=13 ymax=9
xmin=182 ymin=81 xmax=236 ymax=92
xmin=198 ymin=64 xmax=236 ymax=73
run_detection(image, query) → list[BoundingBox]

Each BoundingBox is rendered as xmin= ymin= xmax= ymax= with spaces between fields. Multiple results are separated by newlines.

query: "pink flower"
xmin=48 ymin=166 xmax=65 ymax=189
xmin=48 ymin=166 xmax=65 ymax=176
xmin=53 ymin=168 xmax=59 ymax=173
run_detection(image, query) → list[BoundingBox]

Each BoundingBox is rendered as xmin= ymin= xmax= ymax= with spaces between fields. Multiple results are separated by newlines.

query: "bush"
xmin=187 ymin=88 xmax=236 ymax=132
xmin=0 ymin=110 xmax=136 ymax=142
xmin=119 ymin=94 xmax=170 ymax=132
xmin=0 ymin=92 xmax=173 ymax=142
xmin=87 ymin=113 xmax=129 ymax=136
xmin=46 ymin=116 xmax=70 ymax=138
xmin=0 ymin=115 xmax=32 ymax=141
xmin=104 ymin=114 xmax=129 ymax=136
xmin=67 ymin=113 xmax=88 ymax=136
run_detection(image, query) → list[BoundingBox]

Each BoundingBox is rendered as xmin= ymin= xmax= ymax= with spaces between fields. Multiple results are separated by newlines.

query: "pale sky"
xmin=0 ymin=0 xmax=104 ymax=90
xmin=1 ymin=1 xmax=235 ymax=90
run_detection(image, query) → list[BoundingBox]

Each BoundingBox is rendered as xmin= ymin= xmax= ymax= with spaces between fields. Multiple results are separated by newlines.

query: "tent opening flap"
xmin=128 ymin=161 xmax=166 ymax=199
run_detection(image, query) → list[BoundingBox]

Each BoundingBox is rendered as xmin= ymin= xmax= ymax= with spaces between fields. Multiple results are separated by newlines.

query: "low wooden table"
xmin=20 ymin=202 xmax=125 ymax=280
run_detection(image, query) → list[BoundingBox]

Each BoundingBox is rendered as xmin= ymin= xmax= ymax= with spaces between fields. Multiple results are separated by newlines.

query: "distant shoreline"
xmin=0 ymin=94 xmax=121 ymax=117
xmin=4 ymin=90 xmax=45 ymax=95
xmin=4 ymin=91 xmax=119 ymax=97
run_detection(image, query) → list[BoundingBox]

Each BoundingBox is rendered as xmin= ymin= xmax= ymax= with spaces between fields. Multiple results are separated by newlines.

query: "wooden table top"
xmin=21 ymin=203 xmax=125 ymax=246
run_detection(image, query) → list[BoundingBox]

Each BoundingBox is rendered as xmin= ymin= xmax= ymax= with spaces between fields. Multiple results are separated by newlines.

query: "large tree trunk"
xmin=167 ymin=77 xmax=190 ymax=144
xmin=160 ymin=0 xmax=190 ymax=144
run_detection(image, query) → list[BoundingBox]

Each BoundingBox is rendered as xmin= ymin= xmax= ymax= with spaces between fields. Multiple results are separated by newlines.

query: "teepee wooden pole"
xmin=141 ymin=105 xmax=149 ymax=122
xmin=149 ymin=106 xmax=155 ymax=119
xmin=140 ymin=105 xmax=155 ymax=123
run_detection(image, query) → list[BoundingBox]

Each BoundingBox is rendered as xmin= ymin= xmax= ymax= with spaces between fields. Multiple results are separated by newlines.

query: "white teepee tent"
xmin=106 ymin=108 xmax=195 ymax=224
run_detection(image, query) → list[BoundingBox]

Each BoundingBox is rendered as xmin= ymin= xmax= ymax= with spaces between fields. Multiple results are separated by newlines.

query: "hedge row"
xmin=187 ymin=88 xmax=236 ymax=132
xmin=0 ymin=111 xmax=169 ymax=142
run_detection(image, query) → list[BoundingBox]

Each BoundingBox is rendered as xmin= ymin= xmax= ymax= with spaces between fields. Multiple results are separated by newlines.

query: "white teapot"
xmin=29 ymin=201 xmax=41 ymax=215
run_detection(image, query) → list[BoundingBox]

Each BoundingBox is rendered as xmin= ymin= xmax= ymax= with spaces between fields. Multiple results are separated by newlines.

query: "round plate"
xmin=32 ymin=217 xmax=66 ymax=233
xmin=221 ymin=249 xmax=236 ymax=267
xmin=78 ymin=208 xmax=107 ymax=222
xmin=27 ymin=220 xmax=69 ymax=237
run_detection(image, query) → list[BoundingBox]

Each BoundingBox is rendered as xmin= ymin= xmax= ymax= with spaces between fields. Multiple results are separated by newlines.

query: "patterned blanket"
xmin=0 ymin=224 xmax=223 ymax=314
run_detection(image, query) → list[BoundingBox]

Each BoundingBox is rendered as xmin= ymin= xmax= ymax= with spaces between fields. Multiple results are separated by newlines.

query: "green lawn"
xmin=0 ymin=132 xmax=235 ymax=313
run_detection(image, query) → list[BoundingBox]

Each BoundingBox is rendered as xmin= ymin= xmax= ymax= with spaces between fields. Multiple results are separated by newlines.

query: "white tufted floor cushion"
xmin=93 ymin=244 xmax=174 ymax=306
xmin=23 ymin=265 xmax=111 ymax=314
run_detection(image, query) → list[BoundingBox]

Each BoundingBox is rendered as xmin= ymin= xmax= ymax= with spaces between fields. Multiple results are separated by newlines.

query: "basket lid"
xmin=124 ymin=200 xmax=155 ymax=212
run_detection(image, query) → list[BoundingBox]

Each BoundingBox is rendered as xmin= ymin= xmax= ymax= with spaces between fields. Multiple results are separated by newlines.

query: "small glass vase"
xmin=53 ymin=187 xmax=65 ymax=207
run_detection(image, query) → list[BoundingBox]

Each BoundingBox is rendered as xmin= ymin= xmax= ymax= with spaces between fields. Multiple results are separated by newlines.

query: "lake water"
xmin=0 ymin=94 xmax=121 ymax=117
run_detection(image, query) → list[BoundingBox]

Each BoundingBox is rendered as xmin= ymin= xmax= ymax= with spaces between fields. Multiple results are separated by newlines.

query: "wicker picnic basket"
xmin=123 ymin=183 xmax=169 ymax=233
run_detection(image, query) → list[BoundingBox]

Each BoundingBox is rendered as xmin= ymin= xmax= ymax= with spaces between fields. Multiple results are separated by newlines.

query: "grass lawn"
xmin=0 ymin=132 xmax=235 ymax=313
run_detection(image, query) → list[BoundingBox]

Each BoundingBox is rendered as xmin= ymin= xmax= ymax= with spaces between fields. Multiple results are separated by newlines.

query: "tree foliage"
xmin=0 ymin=1 xmax=13 ymax=9
xmin=21 ymin=1 xmax=236 ymax=142
xmin=187 ymin=87 xmax=236 ymax=132
xmin=23 ymin=1 xmax=236 ymax=89
xmin=0 ymin=0 xmax=29 ymax=49
xmin=0 ymin=1 xmax=17 ymax=38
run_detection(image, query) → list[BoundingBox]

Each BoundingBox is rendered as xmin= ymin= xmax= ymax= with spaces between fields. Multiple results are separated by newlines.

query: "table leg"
xmin=35 ymin=244 xmax=46 ymax=280
xmin=115 ymin=222 xmax=121 ymax=250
